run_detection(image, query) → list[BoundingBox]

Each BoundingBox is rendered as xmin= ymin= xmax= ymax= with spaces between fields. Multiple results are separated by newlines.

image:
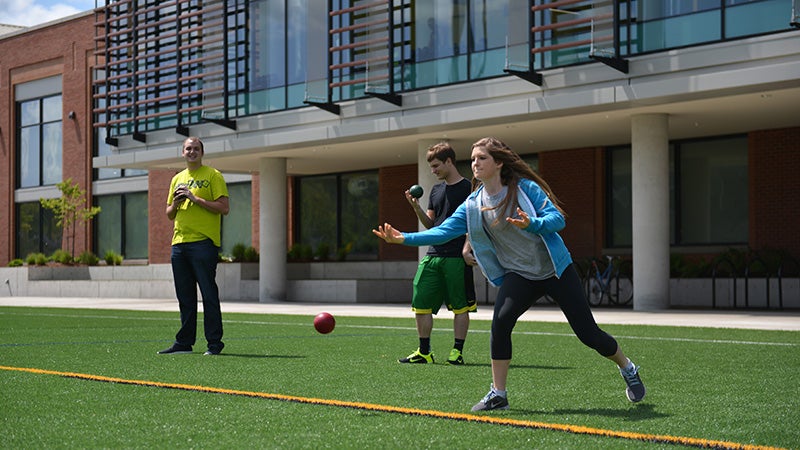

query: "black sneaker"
xmin=471 ymin=388 xmax=509 ymax=411
xmin=157 ymin=344 xmax=192 ymax=355
xmin=620 ymin=364 xmax=646 ymax=402
xmin=203 ymin=349 xmax=221 ymax=356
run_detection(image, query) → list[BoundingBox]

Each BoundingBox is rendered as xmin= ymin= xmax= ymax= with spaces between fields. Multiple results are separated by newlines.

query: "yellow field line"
xmin=0 ymin=364 xmax=785 ymax=450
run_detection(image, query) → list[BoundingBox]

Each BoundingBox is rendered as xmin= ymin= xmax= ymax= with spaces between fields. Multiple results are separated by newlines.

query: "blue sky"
xmin=0 ymin=0 xmax=97 ymax=27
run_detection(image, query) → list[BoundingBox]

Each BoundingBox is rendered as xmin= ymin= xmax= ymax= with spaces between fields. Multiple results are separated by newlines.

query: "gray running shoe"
xmin=471 ymin=388 xmax=509 ymax=411
xmin=620 ymin=364 xmax=646 ymax=402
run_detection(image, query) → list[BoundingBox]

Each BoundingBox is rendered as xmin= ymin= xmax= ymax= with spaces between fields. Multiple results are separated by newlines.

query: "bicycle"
xmin=583 ymin=256 xmax=633 ymax=307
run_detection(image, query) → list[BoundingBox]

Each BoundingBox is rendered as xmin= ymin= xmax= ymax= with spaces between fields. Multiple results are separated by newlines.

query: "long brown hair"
xmin=470 ymin=137 xmax=566 ymax=217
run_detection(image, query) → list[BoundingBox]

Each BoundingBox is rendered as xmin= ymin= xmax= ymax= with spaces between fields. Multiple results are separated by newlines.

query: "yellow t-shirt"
xmin=167 ymin=165 xmax=229 ymax=247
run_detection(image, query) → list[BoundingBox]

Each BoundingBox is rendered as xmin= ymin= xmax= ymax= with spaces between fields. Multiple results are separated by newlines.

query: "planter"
xmin=28 ymin=265 xmax=91 ymax=281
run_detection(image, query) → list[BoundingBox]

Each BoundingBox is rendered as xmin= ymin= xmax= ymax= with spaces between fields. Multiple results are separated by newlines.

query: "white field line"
xmin=2 ymin=310 xmax=798 ymax=347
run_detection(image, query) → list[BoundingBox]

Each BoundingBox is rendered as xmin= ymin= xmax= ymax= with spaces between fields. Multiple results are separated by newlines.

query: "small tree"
xmin=40 ymin=179 xmax=102 ymax=258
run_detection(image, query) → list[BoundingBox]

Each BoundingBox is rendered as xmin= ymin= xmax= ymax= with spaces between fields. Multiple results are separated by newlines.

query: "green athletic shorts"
xmin=411 ymin=255 xmax=477 ymax=315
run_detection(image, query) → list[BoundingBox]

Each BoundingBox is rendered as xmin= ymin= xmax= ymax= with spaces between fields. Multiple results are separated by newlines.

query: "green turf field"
xmin=1 ymin=306 xmax=798 ymax=449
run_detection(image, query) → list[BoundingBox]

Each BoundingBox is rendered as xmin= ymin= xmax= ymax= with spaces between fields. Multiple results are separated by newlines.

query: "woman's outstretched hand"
xmin=372 ymin=223 xmax=405 ymax=244
xmin=506 ymin=207 xmax=531 ymax=229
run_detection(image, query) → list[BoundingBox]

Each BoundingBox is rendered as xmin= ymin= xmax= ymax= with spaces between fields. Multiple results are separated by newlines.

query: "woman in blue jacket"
xmin=373 ymin=137 xmax=645 ymax=411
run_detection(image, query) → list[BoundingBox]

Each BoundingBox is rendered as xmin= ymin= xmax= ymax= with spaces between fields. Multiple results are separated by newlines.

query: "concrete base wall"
xmin=1 ymin=265 xmax=797 ymax=309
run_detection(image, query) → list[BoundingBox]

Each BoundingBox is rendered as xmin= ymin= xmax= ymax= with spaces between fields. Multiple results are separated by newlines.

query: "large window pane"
xmin=297 ymin=170 xmax=379 ymax=260
xmin=124 ymin=192 xmax=148 ymax=259
xmin=340 ymin=172 xmax=378 ymax=257
xmin=42 ymin=122 xmax=62 ymax=185
xmin=469 ymin=0 xmax=509 ymax=79
xmin=725 ymin=0 xmax=793 ymax=37
xmin=17 ymin=95 xmax=62 ymax=188
xmin=95 ymin=196 xmax=122 ymax=256
xmin=95 ymin=193 xmax=149 ymax=259
xmin=221 ymin=182 xmax=252 ymax=255
xmin=638 ymin=10 xmax=721 ymax=52
xmin=15 ymin=202 xmax=61 ymax=258
xmin=608 ymin=147 xmax=633 ymax=247
xmin=20 ymin=100 xmax=39 ymax=126
xmin=19 ymin=126 xmax=40 ymax=188
xmin=42 ymin=96 xmax=62 ymax=122
xmin=413 ymin=0 xmax=469 ymax=87
xmin=250 ymin=0 xmax=287 ymax=95
xmin=16 ymin=202 xmax=40 ymax=258
xmin=287 ymin=1 xmax=307 ymax=86
xmin=299 ymin=175 xmax=337 ymax=251
xmin=639 ymin=0 xmax=719 ymax=20
xmin=678 ymin=137 xmax=748 ymax=245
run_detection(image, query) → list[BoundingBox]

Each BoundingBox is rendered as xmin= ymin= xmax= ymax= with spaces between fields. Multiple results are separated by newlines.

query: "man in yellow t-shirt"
xmin=158 ymin=137 xmax=230 ymax=356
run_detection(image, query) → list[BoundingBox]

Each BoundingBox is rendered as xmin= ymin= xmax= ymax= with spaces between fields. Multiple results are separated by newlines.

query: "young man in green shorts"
xmin=400 ymin=142 xmax=476 ymax=365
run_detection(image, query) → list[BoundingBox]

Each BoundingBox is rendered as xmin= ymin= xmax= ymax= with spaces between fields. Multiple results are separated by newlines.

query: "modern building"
xmin=1 ymin=1 xmax=799 ymax=310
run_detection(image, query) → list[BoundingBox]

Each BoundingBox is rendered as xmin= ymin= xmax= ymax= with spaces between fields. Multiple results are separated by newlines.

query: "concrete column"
xmin=258 ymin=157 xmax=287 ymax=302
xmin=631 ymin=114 xmax=670 ymax=310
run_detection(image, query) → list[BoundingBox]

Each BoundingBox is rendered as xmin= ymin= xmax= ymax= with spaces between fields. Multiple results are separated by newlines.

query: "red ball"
xmin=313 ymin=312 xmax=336 ymax=334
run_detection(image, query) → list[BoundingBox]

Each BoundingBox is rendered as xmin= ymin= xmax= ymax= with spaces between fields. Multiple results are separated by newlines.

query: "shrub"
xmin=8 ymin=259 xmax=24 ymax=267
xmin=287 ymin=243 xmax=312 ymax=261
xmin=104 ymin=250 xmax=124 ymax=266
xmin=670 ymin=254 xmax=711 ymax=278
xmin=314 ymin=243 xmax=331 ymax=261
xmin=26 ymin=253 xmax=48 ymax=266
xmin=243 ymin=246 xmax=259 ymax=262
xmin=231 ymin=243 xmax=247 ymax=262
xmin=336 ymin=242 xmax=354 ymax=261
xmin=51 ymin=249 xmax=74 ymax=265
xmin=77 ymin=251 xmax=100 ymax=266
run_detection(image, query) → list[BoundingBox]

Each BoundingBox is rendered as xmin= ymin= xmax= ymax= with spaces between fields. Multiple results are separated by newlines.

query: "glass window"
xmin=15 ymin=202 xmax=61 ymax=258
xmin=636 ymin=8 xmax=721 ymax=52
xmin=95 ymin=193 xmax=149 ymax=259
xmin=221 ymin=182 xmax=252 ymax=255
xmin=17 ymin=95 xmax=62 ymax=188
xmin=95 ymin=196 xmax=122 ymax=257
xmin=725 ymin=0 xmax=794 ymax=38
xmin=124 ymin=192 xmax=149 ymax=259
xmin=639 ymin=0 xmax=720 ymax=20
xmin=608 ymin=147 xmax=633 ymax=247
xmin=413 ymin=0 xmax=468 ymax=87
xmin=249 ymin=0 xmax=287 ymax=112
xmin=607 ymin=136 xmax=747 ymax=249
xmin=340 ymin=172 xmax=379 ymax=258
xmin=677 ymin=137 xmax=748 ymax=245
xmin=298 ymin=175 xmax=337 ymax=253
xmin=297 ymin=171 xmax=378 ymax=260
xmin=469 ymin=0 xmax=509 ymax=79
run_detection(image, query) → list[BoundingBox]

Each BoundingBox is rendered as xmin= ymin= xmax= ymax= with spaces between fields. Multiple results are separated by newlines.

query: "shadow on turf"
xmin=521 ymin=403 xmax=666 ymax=421
xmin=214 ymin=353 xmax=304 ymax=359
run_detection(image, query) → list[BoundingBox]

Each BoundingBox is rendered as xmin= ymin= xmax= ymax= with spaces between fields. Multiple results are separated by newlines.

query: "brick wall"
xmin=377 ymin=164 xmax=418 ymax=260
xmin=148 ymin=170 xmax=178 ymax=264
xmin=0 ymin=14 xmax=96 ymax=264
xmin=539 ymin=147 xmax=602 ymax=260
xmin=748 ymin=126 xmax=800 ymax=259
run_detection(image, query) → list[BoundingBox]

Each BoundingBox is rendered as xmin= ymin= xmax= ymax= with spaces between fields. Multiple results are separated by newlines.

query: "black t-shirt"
xmin=426 ymin=178 xmax=471 ymax=257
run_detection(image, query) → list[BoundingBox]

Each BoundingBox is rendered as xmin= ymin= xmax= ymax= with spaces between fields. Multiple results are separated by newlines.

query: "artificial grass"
xmin=0 ymin=306 xmax=798 ymax=449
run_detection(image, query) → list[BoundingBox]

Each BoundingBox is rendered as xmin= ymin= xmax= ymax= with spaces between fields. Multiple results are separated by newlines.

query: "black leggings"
xmin=491 ymin=264 xmax=618 ymax=360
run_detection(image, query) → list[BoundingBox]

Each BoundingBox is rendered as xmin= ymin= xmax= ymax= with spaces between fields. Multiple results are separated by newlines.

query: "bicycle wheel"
xmin=608 ymin=272 xmax=633 ymax=305
xmin=584 ymin=271 xmax=605 ymax=306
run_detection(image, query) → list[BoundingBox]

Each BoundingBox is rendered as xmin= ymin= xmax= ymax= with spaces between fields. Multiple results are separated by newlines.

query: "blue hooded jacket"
xmin=402 ymin=178 xmax=573 ymax=286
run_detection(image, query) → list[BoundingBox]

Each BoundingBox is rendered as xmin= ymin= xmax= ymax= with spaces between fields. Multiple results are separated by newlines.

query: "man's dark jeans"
xmin=171 ymin=239 xmax=224 ymax=353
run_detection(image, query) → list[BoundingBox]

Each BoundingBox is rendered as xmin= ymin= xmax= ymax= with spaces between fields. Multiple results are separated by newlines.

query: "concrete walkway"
xmin=1 ymin=296 xmax=799 ymax=330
